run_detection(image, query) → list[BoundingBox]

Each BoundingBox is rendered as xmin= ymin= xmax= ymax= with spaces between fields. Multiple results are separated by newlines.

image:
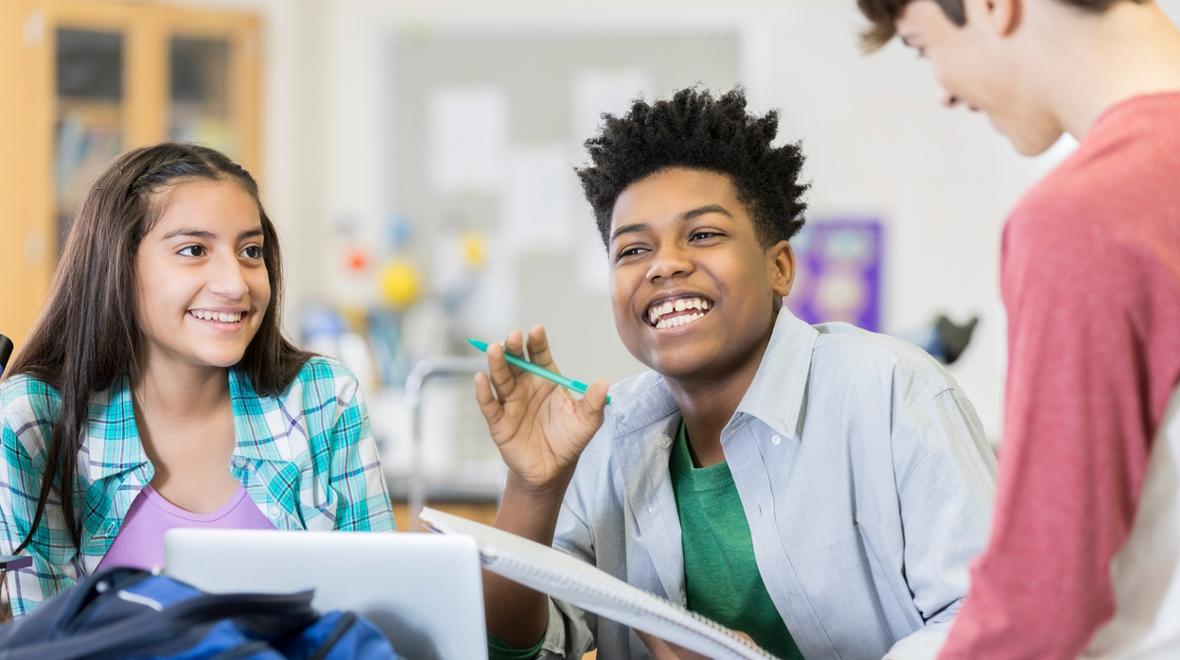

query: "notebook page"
xmin=421 ymin=507 xmax=776 ymax=660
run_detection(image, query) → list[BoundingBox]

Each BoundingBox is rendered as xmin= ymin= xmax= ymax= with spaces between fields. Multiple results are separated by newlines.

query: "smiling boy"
xmin=473 ymin=88 xmax=996 ymax=659
xmin=854 ymin=1 xmax=1180 ymax=657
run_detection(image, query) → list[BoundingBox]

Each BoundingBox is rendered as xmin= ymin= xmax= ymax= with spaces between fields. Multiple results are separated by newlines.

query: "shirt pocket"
xmin=795 ymin=526 xmax=898 ymax=656
xmin=250 ymin=460 xmax=326 ymax=530
xmin=824 ymin=526 xmax=873 ymax=580
xmin=788 ymin=525 xmax=872 ymax=592
xmin=300 ymin=472 xmax=339 ymax=531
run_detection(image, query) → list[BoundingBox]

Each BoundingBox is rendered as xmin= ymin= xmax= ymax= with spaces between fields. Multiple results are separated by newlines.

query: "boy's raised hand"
xmin=636 ymin=630 xmax=754 ymax=659
xmin=473 ymin=325 xmax=609 ymax=492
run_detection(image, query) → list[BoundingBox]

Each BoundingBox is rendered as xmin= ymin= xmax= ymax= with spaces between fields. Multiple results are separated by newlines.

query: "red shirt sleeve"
xmin=939 ymin=205 xmax=1155 ymax=659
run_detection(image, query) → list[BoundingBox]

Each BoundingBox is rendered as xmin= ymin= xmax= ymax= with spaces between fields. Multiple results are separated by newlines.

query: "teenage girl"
xmin=0 ymin=143 xmax=394 ymax=617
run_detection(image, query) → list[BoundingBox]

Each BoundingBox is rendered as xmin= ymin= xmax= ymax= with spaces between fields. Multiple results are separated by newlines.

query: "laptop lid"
xmin=165 ymin=529 xmax=487 ymax=660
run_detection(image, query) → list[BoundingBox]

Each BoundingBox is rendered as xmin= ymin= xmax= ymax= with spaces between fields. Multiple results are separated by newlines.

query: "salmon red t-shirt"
xmin=940 ymin=92 xmax=1180 ymax=658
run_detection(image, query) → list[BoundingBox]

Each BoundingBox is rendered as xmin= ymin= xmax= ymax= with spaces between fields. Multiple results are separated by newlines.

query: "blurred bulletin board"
xmin=386 ymin=28 xmax=743 ymax=388
xmin=786 ymin=219 xmax=884 ymax=332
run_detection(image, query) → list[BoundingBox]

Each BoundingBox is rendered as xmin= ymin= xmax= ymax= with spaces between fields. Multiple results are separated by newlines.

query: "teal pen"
xmin=467 ymin=338 xmax=612 ymax=405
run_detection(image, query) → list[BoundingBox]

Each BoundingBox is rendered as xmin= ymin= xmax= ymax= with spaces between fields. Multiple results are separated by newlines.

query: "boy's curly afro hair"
xmin=576 ymin=87 xmax=809 ymax=249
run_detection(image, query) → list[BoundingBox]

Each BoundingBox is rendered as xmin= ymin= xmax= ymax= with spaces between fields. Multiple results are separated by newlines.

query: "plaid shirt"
xmin=0 ymin=356 xmax=395 ymax=616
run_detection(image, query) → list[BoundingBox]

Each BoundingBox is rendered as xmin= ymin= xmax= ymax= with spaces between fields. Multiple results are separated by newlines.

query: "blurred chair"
xmin=0 ymin=333 xmax=12 ymax=376
xmin=902 ymin=314 xmax=979 ymax=365
xmin=403 ymin=357 xmax=487 ymax=532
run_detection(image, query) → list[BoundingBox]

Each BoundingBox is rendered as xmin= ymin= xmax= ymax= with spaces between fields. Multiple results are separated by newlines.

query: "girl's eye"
xmin=690 ymin=231 xmax=720 ymax=241
xmin=178 ymin=245 xmax=206 ymax=257
xmin=241 ymin=245 xmax=264 ymax=259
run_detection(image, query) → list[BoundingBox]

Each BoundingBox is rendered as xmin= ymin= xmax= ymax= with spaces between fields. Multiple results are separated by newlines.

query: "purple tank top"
xmin=97 ymin=484 xmax=275 ymax=572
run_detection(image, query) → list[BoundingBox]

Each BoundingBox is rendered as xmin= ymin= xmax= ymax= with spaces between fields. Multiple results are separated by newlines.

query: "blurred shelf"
xmin=391 ymin=500 xmax=497 ymax=532
xmin=0 ymin=0 xmax=260 ymax=351
xmin=385 ymin=471 xmax=501 ymax=504
xmin=57 ymin=96 xmax=124 ymax=114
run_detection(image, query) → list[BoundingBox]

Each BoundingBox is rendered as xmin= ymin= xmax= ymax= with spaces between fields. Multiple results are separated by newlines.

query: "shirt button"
xmin=771 ymin=435 xmax=782 ymax=446
xmin=232 ymin=456 xmax=248 ymax=469
xmin=658 ymin=434 xmax=673 ymax=449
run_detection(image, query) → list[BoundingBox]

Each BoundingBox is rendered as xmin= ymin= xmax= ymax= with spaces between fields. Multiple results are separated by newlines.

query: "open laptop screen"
xmin=165 ymin=529 xmax=487 ymax=660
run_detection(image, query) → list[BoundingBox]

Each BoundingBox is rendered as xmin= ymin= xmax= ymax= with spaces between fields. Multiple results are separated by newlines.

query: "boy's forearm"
xmin=483 ymin=473 xmax=570 ymax=647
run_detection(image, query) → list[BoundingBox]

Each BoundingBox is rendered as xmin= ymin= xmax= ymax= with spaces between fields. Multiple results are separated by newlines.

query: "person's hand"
xmin=635 ymin=631 xmax=713 ymax=660
xmin=474 ymin=325 xmax=609 ymax=493
xmin=636 ymin=629 xmax=759 ymax=659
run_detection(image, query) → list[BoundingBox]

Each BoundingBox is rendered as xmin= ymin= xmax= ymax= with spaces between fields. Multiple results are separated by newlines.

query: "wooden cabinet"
xmin=0 ymin=1 xmax=260 ymax=353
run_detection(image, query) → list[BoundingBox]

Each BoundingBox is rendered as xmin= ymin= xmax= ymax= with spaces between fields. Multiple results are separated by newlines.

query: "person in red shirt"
xmin=855 ymin=1 xmax=1180 ymax=658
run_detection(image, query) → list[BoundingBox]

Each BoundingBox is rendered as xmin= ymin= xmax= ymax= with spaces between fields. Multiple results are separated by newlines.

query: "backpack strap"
xmin=1 ymin=588 xmax=317 ymax=660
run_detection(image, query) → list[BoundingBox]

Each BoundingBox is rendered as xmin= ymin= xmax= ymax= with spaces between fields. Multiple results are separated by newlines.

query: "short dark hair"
xmin=576 ymin=87 xmax=809 ymax=249
xmin=8 ymin=142 xmax=312 ymax=553
xmin=856 ymin=0 xmax=1146 ymax=52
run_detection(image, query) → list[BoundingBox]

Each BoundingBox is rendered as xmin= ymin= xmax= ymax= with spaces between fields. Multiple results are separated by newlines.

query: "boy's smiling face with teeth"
xmin=608 ymin=167 xmax=795 ymax=383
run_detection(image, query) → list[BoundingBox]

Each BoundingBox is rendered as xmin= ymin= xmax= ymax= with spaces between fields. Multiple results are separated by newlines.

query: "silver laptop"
xmin=165 ymin=529 xmax=487 ymax=660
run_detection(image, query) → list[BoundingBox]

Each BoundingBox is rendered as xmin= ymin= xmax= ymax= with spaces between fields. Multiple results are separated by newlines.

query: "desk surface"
xmin=391 ymin=500 xmax=497 ymax=532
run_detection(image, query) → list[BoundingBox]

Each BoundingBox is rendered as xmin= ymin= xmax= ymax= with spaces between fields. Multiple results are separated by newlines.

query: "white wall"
xmin=310 ymin=0 xmax=1032 ymax=440
xmin=750 ymin=3 xmax=1045 ymax=439
xmin=194 ymin=0 xmax=1180 ymax=444
xmin=181 ymin=0 xmax=330 ymax=335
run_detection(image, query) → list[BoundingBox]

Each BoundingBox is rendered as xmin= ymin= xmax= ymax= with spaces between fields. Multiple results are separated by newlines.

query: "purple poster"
xmin=786 ymin=218 xmax=883 ymax=332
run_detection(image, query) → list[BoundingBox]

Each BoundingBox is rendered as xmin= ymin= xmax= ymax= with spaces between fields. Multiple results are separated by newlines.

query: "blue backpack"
xmin=0 ymin=567 xmax=400 ymax=659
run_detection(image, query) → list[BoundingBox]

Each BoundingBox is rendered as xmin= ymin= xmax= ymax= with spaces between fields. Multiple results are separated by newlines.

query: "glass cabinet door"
xmin=169 ymin=36 xmax=237 ymax=160
xmin=54 ymin=27 xmax=125 ymax=247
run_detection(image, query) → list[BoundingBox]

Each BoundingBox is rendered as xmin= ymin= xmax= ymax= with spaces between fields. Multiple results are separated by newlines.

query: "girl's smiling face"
xmin=134 ymin=177 xmax=271 ymax=374
xmin=608 ymin=167 xmax=794 ymax=383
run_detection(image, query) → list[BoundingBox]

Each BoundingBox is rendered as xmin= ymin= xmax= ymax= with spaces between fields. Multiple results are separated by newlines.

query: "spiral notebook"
xmin=419 ymin=507 xmax=777 ymax=660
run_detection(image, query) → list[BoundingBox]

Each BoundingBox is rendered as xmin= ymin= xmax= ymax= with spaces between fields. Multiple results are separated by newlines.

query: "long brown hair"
xmin=7 ymin=142 xmax=312 ymax=552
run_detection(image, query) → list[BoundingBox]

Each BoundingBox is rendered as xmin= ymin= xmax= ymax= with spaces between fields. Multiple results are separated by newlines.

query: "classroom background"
xmin=4 ymin=0 xmax=1177 ymax=529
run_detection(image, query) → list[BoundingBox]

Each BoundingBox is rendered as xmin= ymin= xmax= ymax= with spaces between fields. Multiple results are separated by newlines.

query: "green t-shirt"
xmin=488 ymin=421 xmax=805 ymax=660
xmin=670 ymin=421 xmax=804 ymax=660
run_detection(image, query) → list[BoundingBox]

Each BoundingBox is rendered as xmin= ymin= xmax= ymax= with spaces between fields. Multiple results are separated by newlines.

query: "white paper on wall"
xmin=502 ymin=143 xmax=577 ymax=252
xmin=570 ymin=67 xmax=654 ymax=147
xmin=577 ymin=218 xmax=611 ymax=295
xmin=569 ymin=67 xmax=653 ymax=294
xmin=462 ymin=235 xmax=519 ymax=339
xmin=427 ymin=84 xmax=510 ymax=194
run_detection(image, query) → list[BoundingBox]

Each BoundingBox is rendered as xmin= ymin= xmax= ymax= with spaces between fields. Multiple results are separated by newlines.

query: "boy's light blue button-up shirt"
xmin=538 ymin=309 xmax=997 ymax=659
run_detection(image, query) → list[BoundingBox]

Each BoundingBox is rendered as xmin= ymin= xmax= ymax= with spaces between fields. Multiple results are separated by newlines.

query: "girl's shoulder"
xmin=231 ymin=357 xmax=366 ymax=448
xmin=0 ymin=374 xmax=62 ymax=450
xmin=258 ymin=355 xmax=363 ymax=415
xmin=291 ymin=355 xmax=360 ymax=398
xmin=291 ymin=354 xmax=357 ymax=383
xmin=1 ymin=373 xmax=62 ymax=418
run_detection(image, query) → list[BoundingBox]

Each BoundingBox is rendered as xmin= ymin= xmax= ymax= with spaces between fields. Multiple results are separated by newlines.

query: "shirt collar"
xmin=607 ymin=307 xmax=818 ymax=441
xmin=82 ymin=367 xmax=288 ymax=483
xmin=734 ymin=307 xmax=818 ymax=439
xmin=228 ymin=367 xmax=287 ymax=463
xmin=83 ymin=374 xmax=148 ymax=483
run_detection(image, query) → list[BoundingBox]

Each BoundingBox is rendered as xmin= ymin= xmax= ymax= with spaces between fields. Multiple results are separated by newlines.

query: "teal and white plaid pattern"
xmin=0 ymin=356 xmax=395 ymax=616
